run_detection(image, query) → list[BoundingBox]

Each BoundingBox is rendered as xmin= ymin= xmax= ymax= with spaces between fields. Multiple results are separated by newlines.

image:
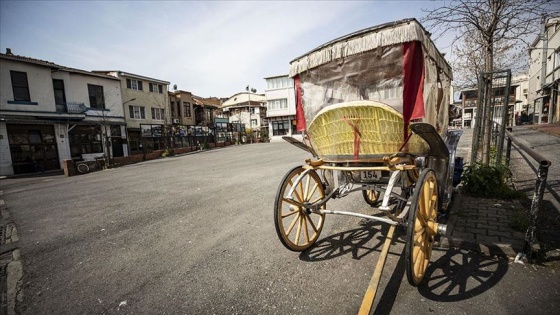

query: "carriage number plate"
xmin=360 ymin=170 xmax=380 ymax=181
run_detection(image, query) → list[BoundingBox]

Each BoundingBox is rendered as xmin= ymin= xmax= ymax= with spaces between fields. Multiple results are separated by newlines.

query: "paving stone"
xmin=477 ymin=223 xmax=498 ymax=230
xmin=476 ymin=235 xmax=500 ymax=244
xmin=450 ymin=231 xmax=474 ymax=239
xmin=466 ymin=218 xmax=488 ymax=225
xmin=468 ymin=228 xmax=487 ymax=235
xmin=488 ymin=229 xmax=513 ymax=238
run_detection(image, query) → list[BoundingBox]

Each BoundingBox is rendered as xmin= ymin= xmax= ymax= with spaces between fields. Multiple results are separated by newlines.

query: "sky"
xmin=0 ymin=1 xmax=454 ymax=99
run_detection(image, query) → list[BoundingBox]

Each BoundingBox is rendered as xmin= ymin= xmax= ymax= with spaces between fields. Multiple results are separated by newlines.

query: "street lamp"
xmin=123 ymin=98 xmax=136 ymax=106
xmin=245 ymin=85 xmax=257 ymax=143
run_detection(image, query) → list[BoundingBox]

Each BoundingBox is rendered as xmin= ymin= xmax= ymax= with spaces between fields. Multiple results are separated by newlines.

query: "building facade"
xmin=459 ymin=78 xmax=523 ymax=129
xmin=263 ymin=75 xmax=299 ymax=141
xmin=94 ymin=71 xmax=170 ymax=155
xmin=528 ymin=16 xmax=560 ymax=124
xmin=0 ymin=51 xmax=127 ymax=176
xmin=220 ymin=92 xmax=267 ymax=134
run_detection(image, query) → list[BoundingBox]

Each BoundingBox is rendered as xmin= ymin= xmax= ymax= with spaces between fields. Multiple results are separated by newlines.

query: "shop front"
xmin=7 ymin=124 xmax=60 ymax=174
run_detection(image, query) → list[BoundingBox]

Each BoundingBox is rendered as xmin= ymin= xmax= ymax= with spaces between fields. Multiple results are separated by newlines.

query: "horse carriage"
xmin=273 ymin=18 xmax=462 ymax=310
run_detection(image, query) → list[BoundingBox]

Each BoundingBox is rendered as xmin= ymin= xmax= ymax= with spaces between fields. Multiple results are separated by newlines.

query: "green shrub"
xmin=461 ymin=163 xmax=525 ymax=199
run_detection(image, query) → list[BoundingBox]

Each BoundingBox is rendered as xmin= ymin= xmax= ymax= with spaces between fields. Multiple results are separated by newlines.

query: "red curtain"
xmin=402 ymin=41 xmax=425 ymax=139
xmin=294 ymin=75 xmax=306 ymax=131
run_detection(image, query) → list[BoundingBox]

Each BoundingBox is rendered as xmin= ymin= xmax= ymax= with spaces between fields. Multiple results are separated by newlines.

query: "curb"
xmin=0 ymin=191 xmax=22 ymax=315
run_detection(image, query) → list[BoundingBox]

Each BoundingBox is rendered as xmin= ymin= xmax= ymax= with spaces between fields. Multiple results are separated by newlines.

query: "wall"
xmin=0 ymin=59 xmax=56 ymax=112
xmin=0 ymin=122 xmax=12 ymax=176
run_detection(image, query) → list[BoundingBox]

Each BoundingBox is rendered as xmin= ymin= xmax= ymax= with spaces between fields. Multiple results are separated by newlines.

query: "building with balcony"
xmin=459 ymin=78 xmax=523 ymax=128
xmin=528 ymin=16 xmax=560 ymax=124
xmin=220 ymin=91 xmax=267 ymax=137
xmin=94 ymin=70 xmax=170 ymax=155
xmin=0 ymin=50 xmax=127 ymax=175
xmin=263 ymin=75 xmax=299 ymax=142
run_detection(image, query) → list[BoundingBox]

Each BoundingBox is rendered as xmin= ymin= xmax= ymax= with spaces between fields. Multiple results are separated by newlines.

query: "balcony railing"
xmin=56 ymin=102 xmax=88 ymax=114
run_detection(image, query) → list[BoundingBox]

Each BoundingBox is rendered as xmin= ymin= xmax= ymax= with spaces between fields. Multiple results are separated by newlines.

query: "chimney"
xmin=5 ymin=48 xmax=13 ymax=55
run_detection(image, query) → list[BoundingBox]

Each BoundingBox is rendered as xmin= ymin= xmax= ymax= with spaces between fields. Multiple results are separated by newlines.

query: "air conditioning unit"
xmin=172 ymin=118 xmax=180 ymax=124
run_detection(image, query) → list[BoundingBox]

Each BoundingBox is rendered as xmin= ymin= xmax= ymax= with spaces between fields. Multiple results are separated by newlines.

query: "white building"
xmin=220 ymin=92 xmax=267 ymax=133
xmin=263 ymin=75 xmax=300 ymax=142
xmin=528 ymin=16 xmax=560 ymax=124
xmin=0 ymin=50 xmax=127 ymax=176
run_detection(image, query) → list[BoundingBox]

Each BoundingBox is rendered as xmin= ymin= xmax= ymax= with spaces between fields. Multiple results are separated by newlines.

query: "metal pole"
xmin=496 ymin=70 xmax=512 ymax=165
xmin=524 ymin=160 xmax=551 ymax=262
xmin=505 ymin=131 xmax=512 ymax=168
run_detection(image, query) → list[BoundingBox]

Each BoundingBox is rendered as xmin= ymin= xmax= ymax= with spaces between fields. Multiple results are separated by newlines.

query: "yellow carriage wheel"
xmin=362 ymin=188 xmax=380 ymax=206
xmin=405 ymin=169 xmax=439 ymax=286
xmin=274 ymin=166 xmax=326 ymax=251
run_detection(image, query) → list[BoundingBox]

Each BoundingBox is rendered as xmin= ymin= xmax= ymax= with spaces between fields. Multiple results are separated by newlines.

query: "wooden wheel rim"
xmin=406 ymin=169 xmax=438 ymax=286
xmin=274 ymin=167 xmax=325 ymax=251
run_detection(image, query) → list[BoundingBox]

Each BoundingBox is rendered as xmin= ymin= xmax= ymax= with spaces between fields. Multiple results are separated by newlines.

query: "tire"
xmin=77 ymin=163 xmax=90 ymax=174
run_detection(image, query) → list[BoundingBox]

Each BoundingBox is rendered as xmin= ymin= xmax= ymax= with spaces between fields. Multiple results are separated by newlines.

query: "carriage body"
xmin=274 ymin=19 xmax=463 ymax=305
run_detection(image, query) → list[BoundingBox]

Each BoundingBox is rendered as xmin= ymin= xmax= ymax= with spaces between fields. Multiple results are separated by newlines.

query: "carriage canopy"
xmin=289 ymin=18 xmax=452 ymax=161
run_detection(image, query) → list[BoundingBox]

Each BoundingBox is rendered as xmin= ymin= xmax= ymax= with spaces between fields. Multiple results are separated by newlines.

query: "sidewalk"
xmin=440 ymin=124 xmax=560 ymax=259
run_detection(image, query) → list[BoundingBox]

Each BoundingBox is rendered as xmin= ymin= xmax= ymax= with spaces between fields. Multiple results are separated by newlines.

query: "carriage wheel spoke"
xmin=307 ymin=213 xmax=319 ymax=234
xmin=281 ymin=209 xmax=299 ymax=219
xmin=303 ymin=175 xmax=311 ymax=200
xmin=294 ymin=213 xmax=303 ymax=245
xmin=302 ymin=213 xmax=310 ymax=244
xmin=285 ymin=212 xmax=300 ymax=235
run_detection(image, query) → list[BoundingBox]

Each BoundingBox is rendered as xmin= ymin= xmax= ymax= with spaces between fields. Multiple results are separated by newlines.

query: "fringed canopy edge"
xmin=288 ymin=18 xmax=452 ymax=80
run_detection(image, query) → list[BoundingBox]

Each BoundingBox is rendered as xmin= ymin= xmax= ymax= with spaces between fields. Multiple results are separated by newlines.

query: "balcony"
xmin=56 ymin=102 xmax=88 ymax=114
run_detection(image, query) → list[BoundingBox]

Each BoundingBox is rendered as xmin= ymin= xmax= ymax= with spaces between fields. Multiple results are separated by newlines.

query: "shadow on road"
xmin=299 ymin=220 xmax=387 ymax=261
xmin=418 ymin=245 xmax=509 ymax=302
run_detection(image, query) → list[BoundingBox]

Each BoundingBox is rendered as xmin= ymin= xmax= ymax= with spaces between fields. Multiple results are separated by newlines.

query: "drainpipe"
xmin=539 ymin=15 xmax=548 ymax=124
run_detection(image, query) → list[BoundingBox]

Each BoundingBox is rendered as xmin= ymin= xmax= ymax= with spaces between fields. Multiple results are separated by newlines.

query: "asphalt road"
xmin=2 ymin=140 xmax=559 ymax=315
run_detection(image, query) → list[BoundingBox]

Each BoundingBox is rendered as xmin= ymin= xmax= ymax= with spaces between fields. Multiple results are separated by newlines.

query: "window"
xmin=126 ymin=78 xmax=143 ymax=91
xmin=250 ymin=107 xmax=256 ymax=114
xmin=251 ymin=119 xmax=258 ymax=126
xmin=184 ymin=102 xmax=191 ymax=117
xmin=151 ymin=108 xmax=165 ymax=120
xmin=272 ymin=120 xmax=289 ymax=136
xmin=52 ymin=79 xmax=66 ymax=105
xmin=129 ymin=105 xmax=145 ymax=119
xmin=267 ymin=77 xmax=293 ymax=90
xmin=268 ymin=99 xmax=288 ymax=110
xmin=87 ymin=84 xmax=105 ymax=109
xmin=10 ymin=71 xmax=31 ymax=101
xmin=149 ymin=83 xmax=163 ymax=94
xmin=68 ymin=125 xmax=103 ymax=158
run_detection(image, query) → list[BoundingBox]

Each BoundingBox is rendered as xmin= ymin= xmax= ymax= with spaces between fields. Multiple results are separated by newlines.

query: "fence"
xmin=471 ymin=69 xmax=512 ymax=166
xmin=503 ymin=130 xmax=552 ymax=262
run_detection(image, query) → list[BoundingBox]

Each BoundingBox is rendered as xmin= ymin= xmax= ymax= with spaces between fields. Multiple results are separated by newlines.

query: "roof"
xmin=221 ymin=92 xmax=266 ymax=108
xmin=193 ymin=96 xmax=222 ymax=108
xmin=288 ymin=18 xmax=452 ymax=79
xmin=92 ymin=70 xmax=170 ymax=85
xmin=264 ymin=74 xmax=289 ymax=80
xmin=0 ymin=53 xmax=120 ymax=81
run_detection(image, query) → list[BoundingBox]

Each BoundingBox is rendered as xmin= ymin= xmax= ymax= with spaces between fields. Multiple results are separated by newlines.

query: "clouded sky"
xmin=0 ymin=1 xmax=452 ymax=98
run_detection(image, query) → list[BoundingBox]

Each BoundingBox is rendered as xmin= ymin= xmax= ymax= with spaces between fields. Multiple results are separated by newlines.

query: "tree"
xmin=422 ymin=0 xmax=558 ymax=164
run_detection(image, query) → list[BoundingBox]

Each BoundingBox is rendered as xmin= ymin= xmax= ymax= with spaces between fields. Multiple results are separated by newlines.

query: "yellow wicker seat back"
xmin=307 ymin=101 xmax=427 ymax=162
